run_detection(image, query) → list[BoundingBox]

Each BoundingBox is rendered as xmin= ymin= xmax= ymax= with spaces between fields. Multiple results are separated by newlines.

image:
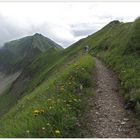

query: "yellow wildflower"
xmin=69 ymin=100 xmax=72 ymax=103
xmin=26 ymin=130 xmax=30 ymax=133
xmin=78 ymin=99 xmax=81 ymax=102
xmin=42 ymin=127 xmax=46 ymax=130
xmin=40 ymin=109 xmax=45 ymax=113
xmin=60 ymin=87 xmax=65 ymax=91
xmin=33 ymin=110 xmax=40 ymax=114
xmin=82 ymin=67 xmax=85 ymax=71
xmin=55 ymin=130 xmax=61 ymax=134
xmin=49 ymin=106 xmax=53 ymax=109
xmin=48 ymin=99 xmax=52 ymax=101
xmin=33 ymin=109 xmax=45 ymax=116
xmin=67 ymin=104 xmax=70 ymax=107
xmin=73 ymin=99 xmax=77 ymax=102
xmin=63 ymin=100 xmax=66 ymax=103
xmin=46 ymin=123 xmax=50 ymax=126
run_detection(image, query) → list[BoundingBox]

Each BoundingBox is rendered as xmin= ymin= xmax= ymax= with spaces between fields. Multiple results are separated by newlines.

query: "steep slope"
xmin=0 ymin=53 xmax=95 ymax=137
xmin=65 ymin=18 xmax=140 ymax=111
xmin=88 ymin=18 xmax=140 ymax=111
xmin=0 ymin=72 xmax=20 ymax=95
xmin=0 ymin=34 xmax=63 ymax=116
xmin=0 ymin=18 xmax=140 ymax=138
xmin=84 ymin=57 xmax=138 ymax=138
xmin=0 ymin=30 xmax=95 ymax=137
xmin=0 ymin=33 xmax=62 ymax=73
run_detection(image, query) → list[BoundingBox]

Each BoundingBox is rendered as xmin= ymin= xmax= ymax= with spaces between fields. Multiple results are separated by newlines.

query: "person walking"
xmin=85 ymin=45 xmax=89 ymax=53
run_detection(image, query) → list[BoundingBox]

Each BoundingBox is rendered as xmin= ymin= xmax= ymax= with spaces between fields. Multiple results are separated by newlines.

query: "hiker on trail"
xmin=78 ymin=83 xmax=83 ymax=96
xmin=84 ymin=45 xmax=89 ymax=53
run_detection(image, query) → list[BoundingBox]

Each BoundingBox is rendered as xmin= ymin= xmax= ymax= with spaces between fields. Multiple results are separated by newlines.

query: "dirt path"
xmin=84 ymin=57 xmax=139 ymax=138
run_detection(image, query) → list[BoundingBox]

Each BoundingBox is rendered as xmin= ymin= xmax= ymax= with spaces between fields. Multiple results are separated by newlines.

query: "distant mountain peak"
xmin=102 ymin=20 xmax=122 ymax=29
xmin=110 ymin=20 xmax=120 ymax=23
xmin=33 ymin=33 xmax=42 ymax=37
xmin=108 ymin=20 xmax=122 ymax=26
xmin=0 ymin=33 xmax=63 ymax=73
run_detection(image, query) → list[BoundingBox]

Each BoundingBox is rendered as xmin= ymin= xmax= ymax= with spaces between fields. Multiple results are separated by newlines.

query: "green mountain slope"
xmin=88 ymin=18 xmax=140 ymax=108
xmin=0 ymin=31 xmax=95 ymax=137
xmin=0 ymin=18 xmax=140 ymax=137
xmin=64 ymin=18 xmax=140 ymax=109
xmin=0 ymin=34 xmax=63 ymax=116
xmin=68 ymin=18 xmax=140 ymax=109
xmin=0 ymin=33 xmax=62 ymax=73
xmin=0 ymin=54 xmax=95 ymax=138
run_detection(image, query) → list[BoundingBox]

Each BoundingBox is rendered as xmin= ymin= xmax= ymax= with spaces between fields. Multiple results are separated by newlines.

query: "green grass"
xmin=87 ymin=18 xmax=140 ymax=111
xmin=0 ymin=47 xmax=60 ymax=116
xmin=0 ymin=31 xmax=92 ymax=117
xmin=55 ymin=18 xmax=140 ymax=112
xmin=0 ymin=33 xmax=63 ymax=73
xmin=0 ymin=18 xmax=140 ymax=137
xmin=0 ymin=55 xmax=95 ymax=138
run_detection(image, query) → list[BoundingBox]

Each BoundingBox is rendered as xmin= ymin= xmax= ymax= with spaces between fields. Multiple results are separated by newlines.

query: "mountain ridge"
xmin=0 ymin=19 xmax=140 ymax=137
xmin=0 ymin=33 xmax=63 ymax=73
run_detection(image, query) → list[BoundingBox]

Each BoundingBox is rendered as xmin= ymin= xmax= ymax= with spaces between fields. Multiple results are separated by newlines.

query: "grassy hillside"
xmin=0 ymin=39 xmax=85 ymax=117
xmin=85 ymin=18 xmax=140 ymax=111
xmin=0 ymin=33 xmax=62 ymax=73
xmin=59 ymin=18 xmax=140 ymax=111
xmin=0 ymin=34 xmax=63 ymax=116
xmin=0 ymin=47 xmax=59 ymax=116
xmin=0 ymin=18 xmax=140 ymax=137
xmin=0 ymin=30 xmax=95 ymax=138
xmin=0 ymin=55 xmax=95 ymax=137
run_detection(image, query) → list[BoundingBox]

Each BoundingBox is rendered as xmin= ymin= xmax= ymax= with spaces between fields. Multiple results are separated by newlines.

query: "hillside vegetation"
xmin=59 ymin=18 xmax=140 ymax=111
xmin=0 ymin=33 xmax=63 ymax=116
xmin=0 ymin=33 xmax=62 ymax=73
xmin=0 ymin=55 xmax=95 ymax=137
xmin=86 ymin=18 xmax=140 ymax=111
xmin=0 ymin=18 xmax=140 ymax=137
xmin=0 ymin=31 xmax=95 ymax=138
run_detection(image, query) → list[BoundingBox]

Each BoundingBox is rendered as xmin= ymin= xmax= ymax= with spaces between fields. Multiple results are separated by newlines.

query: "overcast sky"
xmin=0 ymin=2 xmax=140 ymax=48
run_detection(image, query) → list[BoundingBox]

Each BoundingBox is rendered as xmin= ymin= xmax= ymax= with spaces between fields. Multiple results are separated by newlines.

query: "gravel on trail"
xmin=83 ymin=57 xmax=139 ymax=138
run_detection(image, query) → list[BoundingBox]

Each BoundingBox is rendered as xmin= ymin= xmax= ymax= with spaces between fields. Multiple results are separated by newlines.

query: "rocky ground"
xmin=0 ymin=72 xmax=20 ymax=95
xmin=82 ymin=57 xmax=139 ymax=138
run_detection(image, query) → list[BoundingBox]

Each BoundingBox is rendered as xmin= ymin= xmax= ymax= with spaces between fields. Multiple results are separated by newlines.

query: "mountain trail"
xmin=83 ymin=57 xmax=139 ymax=138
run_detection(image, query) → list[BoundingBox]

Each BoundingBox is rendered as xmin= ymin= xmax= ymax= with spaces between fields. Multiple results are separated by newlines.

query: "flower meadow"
xmin=0 ymin=55 xmax=95 ymax=138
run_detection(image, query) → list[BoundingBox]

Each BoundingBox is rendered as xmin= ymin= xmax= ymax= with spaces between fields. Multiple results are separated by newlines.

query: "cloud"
xmin=0 ymin=2 xmax=139 ymax=48
xmin=0 ymin=13 xmax=30 ymax=46
xmin=70 ymin=23 xmax=102 ymax=37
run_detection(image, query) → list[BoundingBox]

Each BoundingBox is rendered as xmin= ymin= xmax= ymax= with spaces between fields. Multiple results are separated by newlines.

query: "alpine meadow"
xmin=0 ymin=7 xmax=140 ymax=138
